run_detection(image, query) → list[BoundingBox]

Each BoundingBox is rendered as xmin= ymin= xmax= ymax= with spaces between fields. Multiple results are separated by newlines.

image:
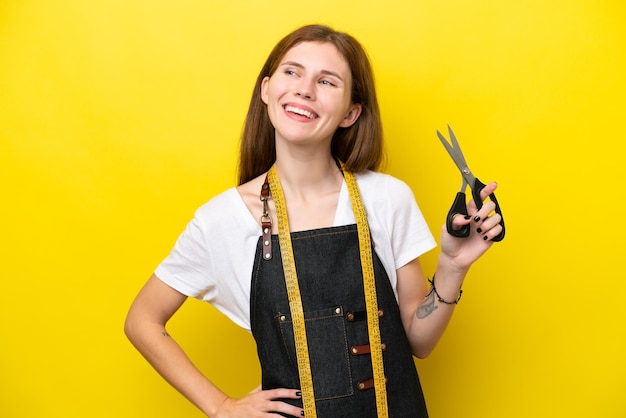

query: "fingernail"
xmin=296 ymin=391 xmax=302 ymax=397
xmin=483 ymin=235 xmax=489 ymax=241
xmin=301 ymin=412 xmax=305 ymax=416
xmin=464 ymin=215 xmax=472 ymax=220
xmin=474 ymin=216 xmax=481 ymax=222
xmin=477 ymin=228 xmax=482 ymax=233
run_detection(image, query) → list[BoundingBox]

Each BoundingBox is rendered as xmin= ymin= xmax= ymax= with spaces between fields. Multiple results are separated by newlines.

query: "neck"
xmin=273 ymin=154 xmax=342 ymax=200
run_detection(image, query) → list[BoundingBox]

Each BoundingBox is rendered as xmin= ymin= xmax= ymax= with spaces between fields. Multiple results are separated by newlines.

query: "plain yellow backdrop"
xmin=1 ymin=1 xmax=624 ymax=417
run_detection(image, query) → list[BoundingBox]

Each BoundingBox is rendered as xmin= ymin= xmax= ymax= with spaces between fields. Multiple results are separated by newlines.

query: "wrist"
xmin=203 ymin=391 xmax=230 ymax=417
xmin=436 ymin=255 xmax=469 ymax=281
xmin=427 ymin=274 xmax=463 ymax=305
xmin=431 ymin=258 xmax=468 ymax=304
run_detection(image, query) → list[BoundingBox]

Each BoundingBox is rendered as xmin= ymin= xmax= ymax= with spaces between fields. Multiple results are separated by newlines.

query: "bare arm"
xmin=124 ymin=275 xmax=303 ymax=417
xmin=124 ymin=275 xmax=230 ymax=415
xmin=397 ymin=182 xmax=503 ymax=358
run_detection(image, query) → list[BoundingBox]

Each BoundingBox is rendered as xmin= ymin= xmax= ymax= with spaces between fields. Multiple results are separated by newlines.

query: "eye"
xmin=284 ymin=69 xmax=298 ymax=77
xmin=320 ymin=79 xmax=337 ymax=87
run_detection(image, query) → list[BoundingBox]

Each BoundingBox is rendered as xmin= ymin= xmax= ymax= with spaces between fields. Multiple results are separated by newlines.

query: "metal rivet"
xmin=279 ymin=315 xmax=286 ymax=321
xmin=264 ymin=228 xmax=269 ymax=234
xmin=335 ymin=307 xmax=341 ymax=314
xmin=378 ymin=309 xmax=384 ymax=317
xmin=358 ymin=383 xmax=365 ymax=390
xmin=264 ymin=240 xmax=269 ymax=246
xmin=351 ymin=347 xmax=358 ymax=354
xmin=265 ymin=253 xmax=271 ymax=259
xmin=347 ymin=313 xmax=354 ymax=321
xmin=381 ymin=343 xmax=387 ymax=351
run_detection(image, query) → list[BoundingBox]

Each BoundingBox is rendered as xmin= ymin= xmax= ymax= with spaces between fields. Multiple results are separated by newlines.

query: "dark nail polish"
xmin=301 ymin=411 xmax=305 ymax=416
xmin=474 ymin=216 xmax=481 ymax=222
xmin=296 ymin=391 xmax=302 ymax=397
xmin=464 ymin=215 xmax=472 ymax=220
xmin=483 ymin=235 xmax=489 ymax=241
xmin=477 ymin=228 xmax=482 ymax=233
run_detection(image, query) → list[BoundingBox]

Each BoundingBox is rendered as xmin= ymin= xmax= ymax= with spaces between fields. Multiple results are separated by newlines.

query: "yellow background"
xmin=1 ymin=1 xmax=624 ymax=417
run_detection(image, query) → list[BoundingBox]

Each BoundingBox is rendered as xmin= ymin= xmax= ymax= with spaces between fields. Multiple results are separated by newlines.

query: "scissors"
xmin=437 ymin=125 xmax=505 ymax=242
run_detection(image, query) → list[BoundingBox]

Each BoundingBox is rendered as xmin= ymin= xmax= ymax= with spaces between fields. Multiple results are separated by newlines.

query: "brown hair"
xmin=237 ymin=24 xmax=384 ymax=185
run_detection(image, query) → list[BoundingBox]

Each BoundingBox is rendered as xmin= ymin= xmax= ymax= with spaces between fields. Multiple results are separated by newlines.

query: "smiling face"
xmin=261 ymin=41 xmax=362 ymax=150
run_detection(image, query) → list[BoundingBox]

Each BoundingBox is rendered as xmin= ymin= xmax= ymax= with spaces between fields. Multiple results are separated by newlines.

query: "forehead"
xmin=280 ymin=41 xmax=351 ymax=77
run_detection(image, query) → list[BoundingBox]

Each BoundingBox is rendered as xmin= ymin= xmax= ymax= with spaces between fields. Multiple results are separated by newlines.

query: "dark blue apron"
xmin=250 ymin=224 xmax=429 ymax=417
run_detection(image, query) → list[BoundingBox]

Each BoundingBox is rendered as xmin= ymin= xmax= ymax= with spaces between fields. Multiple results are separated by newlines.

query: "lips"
xmin=284 ymin=104 xmax=318 ymax=119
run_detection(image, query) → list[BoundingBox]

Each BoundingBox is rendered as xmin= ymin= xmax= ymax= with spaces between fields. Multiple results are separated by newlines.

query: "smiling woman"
xmin=238 ymin=25 xmax=385 ymax=186
xmin=124 ymin=24 xmax=503 ymax=418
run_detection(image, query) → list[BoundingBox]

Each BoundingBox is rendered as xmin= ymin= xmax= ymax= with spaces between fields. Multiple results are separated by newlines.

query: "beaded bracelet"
xmin=427 ymin=274 xmax=463 ymax=305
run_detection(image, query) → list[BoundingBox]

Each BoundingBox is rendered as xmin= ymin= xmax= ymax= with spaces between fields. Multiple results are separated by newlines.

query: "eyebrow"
xmin=280 ymin=61 xmax=345 ymax=82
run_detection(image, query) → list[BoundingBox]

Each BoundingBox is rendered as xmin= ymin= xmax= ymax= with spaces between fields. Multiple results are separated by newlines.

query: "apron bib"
xmin=250 ymin=224 xmax=429 ymax=417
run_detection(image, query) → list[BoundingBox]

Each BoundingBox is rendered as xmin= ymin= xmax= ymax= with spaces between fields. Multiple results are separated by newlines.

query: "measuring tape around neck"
xmin=343 ymin=167 xmax=389 ymax=417
xmin=267 ymin=164 xmax=389 ymax=418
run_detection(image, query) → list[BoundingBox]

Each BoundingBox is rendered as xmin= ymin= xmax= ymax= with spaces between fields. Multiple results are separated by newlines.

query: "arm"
xmin=124 ymin=274 xmax=303 ymax=417
xmin=397 ymin=182 xmax=503 ymax=358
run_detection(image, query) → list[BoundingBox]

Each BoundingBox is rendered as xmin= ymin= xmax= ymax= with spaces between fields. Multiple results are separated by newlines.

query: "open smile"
xmin=283 ymin=104 xmax=318 ymax=119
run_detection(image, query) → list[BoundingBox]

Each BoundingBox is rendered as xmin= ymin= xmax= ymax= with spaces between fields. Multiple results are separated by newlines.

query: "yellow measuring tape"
xmin=267 ymin=165 xmax=388 ymax=417
xmin=343 ymin=167 xmax=389 ymax=417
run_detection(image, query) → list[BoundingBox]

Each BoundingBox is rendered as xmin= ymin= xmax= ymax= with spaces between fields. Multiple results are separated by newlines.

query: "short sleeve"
xmin=155 ymin=209 xmax=217 ymax=300
xmin=382 ymin=176 xmax=436 ymax=269
xmin=153 ymin=188 xmax=261 ymax=331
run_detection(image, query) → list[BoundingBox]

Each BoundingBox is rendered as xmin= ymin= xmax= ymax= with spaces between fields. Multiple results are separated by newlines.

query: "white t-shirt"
xmin=155 ymin=170 xmax=436 ymax=332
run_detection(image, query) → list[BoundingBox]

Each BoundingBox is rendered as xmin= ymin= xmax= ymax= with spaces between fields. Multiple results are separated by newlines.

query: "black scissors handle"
xmin=446 ymin=178 xmax=505 ymax=242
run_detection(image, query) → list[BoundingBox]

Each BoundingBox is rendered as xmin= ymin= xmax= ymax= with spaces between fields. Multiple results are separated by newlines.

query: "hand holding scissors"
xmin=437 ymin=125 xmax=505 ymax=242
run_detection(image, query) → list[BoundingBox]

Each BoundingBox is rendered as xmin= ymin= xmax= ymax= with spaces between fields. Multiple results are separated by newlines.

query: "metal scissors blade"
xmin=436 ymin=125 xmax=475 ymax=189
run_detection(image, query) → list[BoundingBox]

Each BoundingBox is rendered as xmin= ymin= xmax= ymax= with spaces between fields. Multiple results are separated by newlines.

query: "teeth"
xmin=285 ymin=105 xmax=317 ymax=119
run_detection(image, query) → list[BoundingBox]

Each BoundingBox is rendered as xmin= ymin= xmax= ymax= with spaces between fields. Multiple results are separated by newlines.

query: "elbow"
xmin=123 ymin=309 xmax=141 ymax=345
xmin=413 ymin=348 xmax=432 ymax=360
xmin=411 ymin=341 xmax=437 ymax=359
xmin=123 ymin=314 xmax=134 ymax=343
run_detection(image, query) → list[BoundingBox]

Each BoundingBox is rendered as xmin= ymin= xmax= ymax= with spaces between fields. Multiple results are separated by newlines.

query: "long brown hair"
xmin=237 ymin=24 xmax=384 ymax=185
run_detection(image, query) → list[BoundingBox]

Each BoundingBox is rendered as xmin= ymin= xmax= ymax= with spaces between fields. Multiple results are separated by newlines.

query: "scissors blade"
xmin=437 ymin=125 xmax=476 ymax=185
xmin=445 ymin=125 xmax=469 ymax=166
xmin=436 ymin=129 xmax=457 ymax=158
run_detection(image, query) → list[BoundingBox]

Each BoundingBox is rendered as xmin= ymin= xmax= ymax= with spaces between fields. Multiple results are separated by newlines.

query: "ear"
xmin=260 ymin=76 xmax=270 ymax=105
xmin=339 ymin=103 xmax=362 ymax=128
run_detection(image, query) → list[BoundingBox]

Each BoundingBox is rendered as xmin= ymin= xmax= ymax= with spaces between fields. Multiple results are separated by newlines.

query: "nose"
xmin=295 ymin=78 xmax=315 ymax=100
xmin=296 ymin=91 xmax=312 ymax=99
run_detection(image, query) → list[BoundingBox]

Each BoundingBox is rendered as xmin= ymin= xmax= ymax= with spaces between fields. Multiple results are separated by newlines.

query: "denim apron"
xmin=250 ymin=224 xmax=429 ymax=417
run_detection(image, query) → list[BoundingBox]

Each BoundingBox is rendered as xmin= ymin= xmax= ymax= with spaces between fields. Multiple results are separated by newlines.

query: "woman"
xmin=125 ymin=24 xmax=502 ymax=417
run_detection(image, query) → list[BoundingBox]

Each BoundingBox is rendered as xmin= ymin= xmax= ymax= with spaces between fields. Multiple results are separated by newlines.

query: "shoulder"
xmin=189 ymin=186 xmax=259 ymax=238
xmin=353 ymin=170 xmax=426 ymax=232
xmin=195 ymin=187 xmax=241 ymax=218
xmin=354 ymin=170 xmax=416 ymax=204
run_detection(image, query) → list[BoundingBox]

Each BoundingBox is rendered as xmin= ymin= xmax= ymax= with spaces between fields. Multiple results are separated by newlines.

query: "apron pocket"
xmin=276 ymin=305 xmax=354 ymax=400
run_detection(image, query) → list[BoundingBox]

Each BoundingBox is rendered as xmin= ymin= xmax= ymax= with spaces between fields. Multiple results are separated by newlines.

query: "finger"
xmin=467 ymin=181 xmax=498 ymax=213
xmin=471 ymin=200 xmax=496 ymax=224
xmin=259 ymin=388 xmax=303 ymax=400
xmin=478 ymin=212 xmax=502 ymax=232
xmin=480 ymin=222 xmax=503 ymax=242
xmin=449 ymin=213 xmax=472 ymax=231
xmin=479 ymin=181 xmax=498 ymax=201
xmin=258 ymin=389 xmax=303 ymax=417
xmin=268 ymin=400 xmax=304 ymax=417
